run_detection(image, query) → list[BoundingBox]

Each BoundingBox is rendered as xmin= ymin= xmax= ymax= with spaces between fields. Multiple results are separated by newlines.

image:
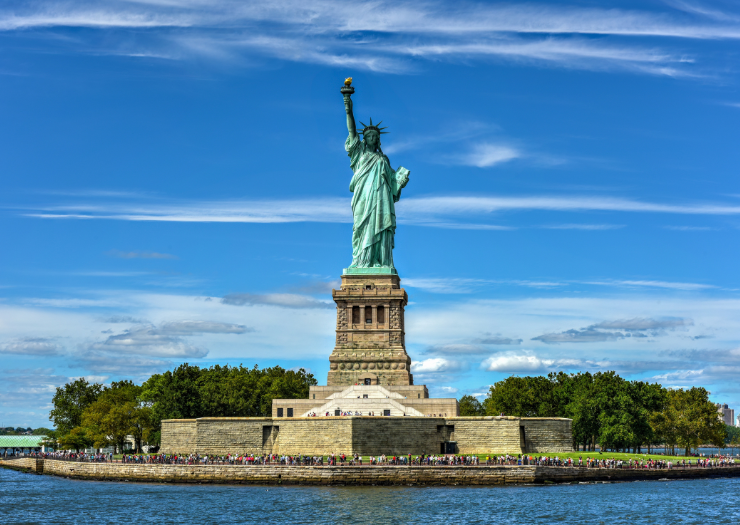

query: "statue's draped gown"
xmin=346 ymin=134 xmax=409 ymax=268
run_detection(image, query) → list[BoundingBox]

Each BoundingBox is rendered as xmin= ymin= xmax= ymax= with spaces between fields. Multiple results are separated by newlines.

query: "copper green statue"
xmin=341 ymin=79 xmax=410 ymax=272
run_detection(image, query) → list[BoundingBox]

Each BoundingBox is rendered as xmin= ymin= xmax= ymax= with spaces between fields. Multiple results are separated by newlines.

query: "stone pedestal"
xmin=327 ymin=273 xmax=412 ymax=386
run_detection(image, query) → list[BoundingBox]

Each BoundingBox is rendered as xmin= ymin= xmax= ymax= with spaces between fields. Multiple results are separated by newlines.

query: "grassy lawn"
xmin=509 ymin=451 xmax=738 ymax=464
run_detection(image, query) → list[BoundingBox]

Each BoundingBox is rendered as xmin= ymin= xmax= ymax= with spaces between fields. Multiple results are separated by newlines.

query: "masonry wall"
xmin=522 ymin=419 xmax=573 ymax=452
xmin=351 ymin=418 xmax=450 ymax=455
xmin=194 ymin=419 xmax=267 ymax=455
xmin=448 ymin=418 xmax=522 ymax=454
xmin=276 ymin=419 xmax=353 ymax=455
xmin=161 ymin=416 xmax=573 ymax=456
xmin=160 ymin=419 xmax=197 ymax=453
xmin=4 ymin=459 xmax=740 ymax=485
xmin=400 ymin=399 xmax=458 ymax=417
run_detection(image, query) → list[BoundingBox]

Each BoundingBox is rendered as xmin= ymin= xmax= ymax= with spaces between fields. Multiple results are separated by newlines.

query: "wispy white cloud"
xmin=0 ymin=291 xmax=337 ymax=365
xmin=543 ymin=224 xmax=625 ymax=230
xmin=399 ymin=195 xmax=740 ymax=217
xmin=478 ymin=351 xmax=697 ymax=375
xmin=405 ymin=296 xmax=740 ymax=370
xmin=0 ymin=337 xmax=62 ymax=356
xmin=72 ymin=271 xmax=155 ymax=277
xmin=664 ymin=0 xmax=740 ymax=22
xmin=455 ymin=143 xmax=521 ymax=168
xmin=0 ymin=1 xmax=736 ymax=75
xmin=482 ymin=353 xmax=554 ymax=372
xmin=584 ymin=279 xmax=716 ymax=291
xmin=89 ymin=319 xmax=251 ymax=358
xmin=23 ymin=197 xmax=351 ymax=223
xmin=18 ymin=193 xmax=740 ymax=228
xmin=382 ymin=121 xmax=496 ymax=155
xmin=107 ymin=250 xmax=178 ymax=259
xmin=222 ymin=292 xmax=333 ymax=309
xmin=0 ymin=368 xmax=71 ymax=414
xmin=663 ymin=225 xmax=715 ymax=231
xmin=403 ymin=277 xmax=565 ymax=294
xmin=411 ymin=357 xmax=465 ymax=373
xmin=4 ymin=1 xmax=740 ymax=38
xmin=532 ymin=316 xmax=693 ymax=344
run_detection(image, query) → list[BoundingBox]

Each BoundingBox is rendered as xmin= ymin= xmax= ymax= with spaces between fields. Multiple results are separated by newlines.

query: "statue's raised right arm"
xmin=344 ymin=94 xmax=357 ymax=141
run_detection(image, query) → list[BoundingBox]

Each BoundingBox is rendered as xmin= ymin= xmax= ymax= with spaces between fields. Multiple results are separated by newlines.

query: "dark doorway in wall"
xmin=377 ymin=305 xmax=385 ymax=324
xmin=262 ymin=426 xmax=272 ymax=446
xmin=352 ymin=306 xmax=360 ymax=324
xmin=520 ymin=426 xmax=527 ymax=453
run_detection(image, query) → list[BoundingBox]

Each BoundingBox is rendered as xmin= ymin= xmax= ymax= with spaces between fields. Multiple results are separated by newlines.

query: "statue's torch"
xmin=341 ymin=77 xmax=355 ymax=99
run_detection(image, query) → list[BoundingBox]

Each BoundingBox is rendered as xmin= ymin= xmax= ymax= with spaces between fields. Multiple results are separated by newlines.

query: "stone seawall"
xmin=0 ymin=457 xmax=43 ymax=473
xmin=3 ymin=459 xmax=739 ymax=485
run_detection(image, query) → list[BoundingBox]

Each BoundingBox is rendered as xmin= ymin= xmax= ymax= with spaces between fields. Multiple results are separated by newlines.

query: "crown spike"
xmin=369 ymin=117 xmax=373 ymax=126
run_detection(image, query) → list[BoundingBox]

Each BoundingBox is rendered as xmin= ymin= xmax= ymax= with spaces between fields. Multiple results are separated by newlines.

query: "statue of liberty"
xmin=342 ymin=79 xmax=410 ymax=271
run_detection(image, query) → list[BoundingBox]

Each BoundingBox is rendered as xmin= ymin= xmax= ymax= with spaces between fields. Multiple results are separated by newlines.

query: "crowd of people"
xmin=3 ymin=450 xmax=738 ymax=470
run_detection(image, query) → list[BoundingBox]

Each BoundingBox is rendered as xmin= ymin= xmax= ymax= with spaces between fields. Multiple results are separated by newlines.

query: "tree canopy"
xmin=480 ymin=371 xmax=725 ymax=453
xmin=49 ymin=364 xmax=316 ymax=453
xmin=49 ymin=378 xmax=103 ymax=434
xmin=458 ymin=395 xmax=484 ymax=416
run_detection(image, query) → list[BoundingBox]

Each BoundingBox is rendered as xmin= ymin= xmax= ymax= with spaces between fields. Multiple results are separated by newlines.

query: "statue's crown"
xmin=359 ymin=117 xmax=389 ymax=135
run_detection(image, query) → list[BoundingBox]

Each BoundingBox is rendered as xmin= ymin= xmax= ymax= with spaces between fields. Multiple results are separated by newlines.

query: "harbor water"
xmin=1 ymin=467 xmax=739 ymax=524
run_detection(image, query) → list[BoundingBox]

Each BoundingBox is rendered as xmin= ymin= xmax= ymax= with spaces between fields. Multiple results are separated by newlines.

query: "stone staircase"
xmin=301 ymin=385 xmax=424 ymax=417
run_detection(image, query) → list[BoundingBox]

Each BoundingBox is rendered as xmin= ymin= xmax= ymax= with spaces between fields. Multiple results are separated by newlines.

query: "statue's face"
xmin=364 ymin=131 xmax=379 ymax=149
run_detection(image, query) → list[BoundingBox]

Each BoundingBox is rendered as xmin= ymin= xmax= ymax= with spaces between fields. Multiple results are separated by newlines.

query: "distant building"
xmin=716 ymin=403 xmax=735 ymax=426
xmin=0 ymin=435 xmax=50 ymax=454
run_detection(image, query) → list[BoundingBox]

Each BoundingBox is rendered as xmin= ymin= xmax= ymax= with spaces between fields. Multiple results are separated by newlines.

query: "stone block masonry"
xmin=329 ymin=274 xmax=412 ymax=386
xmin=3 ymin=459 xmax=740 ymax=486
xmin=161 ymin=416 xmax=573 ymax=456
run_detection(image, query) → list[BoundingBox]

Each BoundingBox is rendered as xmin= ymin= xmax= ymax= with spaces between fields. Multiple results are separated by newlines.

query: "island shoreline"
xmin=3 ymin=458 xmax=740 ymax=486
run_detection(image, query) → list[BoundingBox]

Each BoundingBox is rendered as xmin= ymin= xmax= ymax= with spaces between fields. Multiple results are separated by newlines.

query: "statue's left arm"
xmin=390 ymin=163 xmax=410 ymax=203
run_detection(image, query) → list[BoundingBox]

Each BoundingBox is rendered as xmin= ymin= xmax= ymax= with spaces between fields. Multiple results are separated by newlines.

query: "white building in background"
xmin=716 ymin=403 xmax=735 ymax=426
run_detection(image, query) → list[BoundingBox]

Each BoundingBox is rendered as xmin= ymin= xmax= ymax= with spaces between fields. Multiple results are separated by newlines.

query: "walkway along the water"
xmin=3 ymin=458 xmax=740 ymax=485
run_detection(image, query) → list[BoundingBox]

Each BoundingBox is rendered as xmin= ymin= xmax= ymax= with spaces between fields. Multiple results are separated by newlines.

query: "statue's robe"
xmin=346 ymin=134 xmax=409 ymax=268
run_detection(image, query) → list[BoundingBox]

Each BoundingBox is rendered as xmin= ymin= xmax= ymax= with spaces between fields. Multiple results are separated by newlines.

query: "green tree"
xmin=562 ymin=372 xmax=600 ymax=451
xmin=140 ymin=363 xmax=203 ymax=421
xmin=458 ymin=395 xmax=484 ymax=416
xmin=32 ymin=427 xmax=54 ymax=436
xmin=82 ymin=380 xmax=156 ymax=453
xmin=49 ymin=378 xmax=103 ymax=434
xmin=725 ymin=424 xmax=740 ymax=445
xmin=667 ymin=387 xmax=727 ymax=455
xmin=39 ymin=430 xmax=60 ymax=451
xmin=728 ymin=425 xmax=740 ymax=456
xmin=483 ymin=376 xmax=557 ymax=417
xmin=139 ymin=363 xmax=317 ymax=444
xmin=58 ymin=427 xmax=92 ymax=452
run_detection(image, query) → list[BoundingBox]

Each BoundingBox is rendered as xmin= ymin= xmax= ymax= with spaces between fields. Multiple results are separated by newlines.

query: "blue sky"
xmin=2 ymin=0 xmax=740 ymax=428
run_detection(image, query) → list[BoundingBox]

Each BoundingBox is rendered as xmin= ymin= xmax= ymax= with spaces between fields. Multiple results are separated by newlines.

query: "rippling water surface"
xmin=2 ymin=468 xmax=739 ymax=524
